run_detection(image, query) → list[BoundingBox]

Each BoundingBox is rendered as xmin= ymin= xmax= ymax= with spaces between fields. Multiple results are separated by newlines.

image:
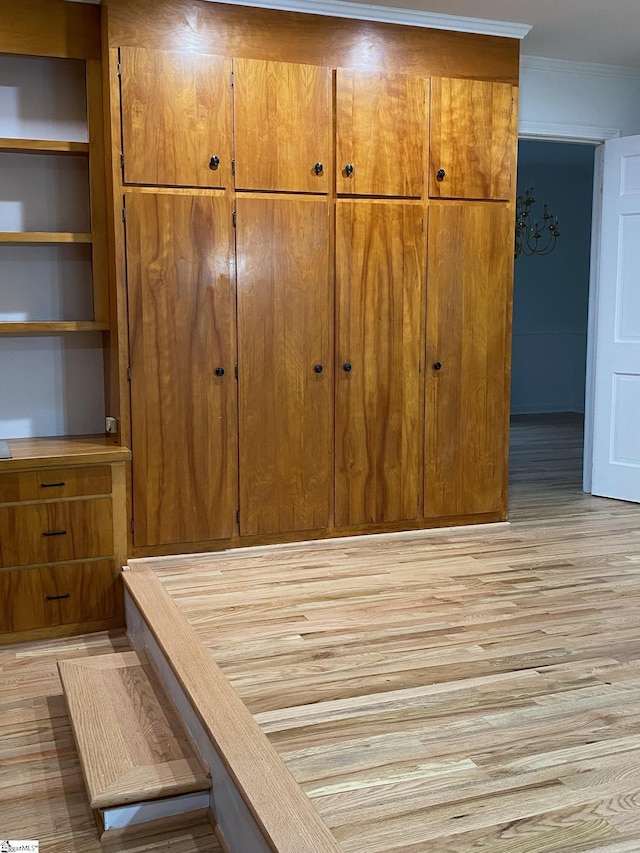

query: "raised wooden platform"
xmin=58 ymin=650 xmax=210 ymax=837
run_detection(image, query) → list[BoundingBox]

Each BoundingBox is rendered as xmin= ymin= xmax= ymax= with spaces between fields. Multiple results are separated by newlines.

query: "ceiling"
xmin=339 ymin=0 xmax=640 ymax=68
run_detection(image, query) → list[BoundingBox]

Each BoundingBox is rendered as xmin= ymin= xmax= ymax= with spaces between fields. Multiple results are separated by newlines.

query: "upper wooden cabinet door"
xmin=236 ymin=197 xmax=332 ymax=536
xmin=233 ymin=58 xmax=331 ymax=193
xmin=119 ymin=47 xmax=232 ymax=188
xmin=336 ymin=69 xmax=425 ymax=198
xmin=126 ymin=192 xmax=237 ymax=547
xmin=429 ymin=77 xmax=516 ymax=200
xmin=424 ymin=203 xmax=512 ymax=519
xmin=336 ymin=202 xmax=425 ymax=527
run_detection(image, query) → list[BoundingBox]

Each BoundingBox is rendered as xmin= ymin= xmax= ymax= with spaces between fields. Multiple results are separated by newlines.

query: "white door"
xmin=592 ymin=134 xmax=640 ymax=502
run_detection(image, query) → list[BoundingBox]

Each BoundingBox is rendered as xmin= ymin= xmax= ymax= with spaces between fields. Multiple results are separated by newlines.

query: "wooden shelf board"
xmin=0 ymin=138 xmax=89 ymax=155
xmin=0 ymin=321 xmax=109 ymax=334
xmin=0 ymin=435 xmax=131 ymax=472
xmin=0 ymin=232 xmax=93 ymax=244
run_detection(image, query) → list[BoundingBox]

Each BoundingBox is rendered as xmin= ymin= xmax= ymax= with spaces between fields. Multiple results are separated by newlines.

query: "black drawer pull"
xmin=42 ymin=529 xmax=67 ymax=537
xmin=46 ymin=592 xmax=71 ymax=601
xmin=40 ymin=482 xmax=65 ymax=488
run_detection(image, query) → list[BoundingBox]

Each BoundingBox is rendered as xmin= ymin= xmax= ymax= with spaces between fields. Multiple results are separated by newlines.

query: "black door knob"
xmin=343 ymin=362 xmax=352 ymax=372
xmin=215 ymin=367 xmax=225 ymax=376
xmin=433 ymin=362 xmax=442 ymax=370
xmin=209 ymin=156 xmax=220 ymax=170
xmin=344 ymin=164 xmax=354 ymax=177
xmin=436 ymin=168 xmax=446 ymax=182
xmin=314 ymin=162 xmax=323 ymax=175
xmin=314 ymin=364 xmax=323 ymax=373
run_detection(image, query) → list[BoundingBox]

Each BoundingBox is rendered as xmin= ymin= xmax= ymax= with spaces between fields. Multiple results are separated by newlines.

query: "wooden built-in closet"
xmin=102 ymin=0 xmax=519 ymax=557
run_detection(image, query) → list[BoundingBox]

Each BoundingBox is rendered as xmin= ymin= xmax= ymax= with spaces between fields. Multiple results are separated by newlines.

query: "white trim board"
xmin=198 ymin=0 xmax=531 ymax=38
xmin=520 ymin=55 xmax=640 ymax=81
xmin=101 ymin=792 xmax=210 ymax=831
xmin=519 ymin=122 xmax=620 ymax=143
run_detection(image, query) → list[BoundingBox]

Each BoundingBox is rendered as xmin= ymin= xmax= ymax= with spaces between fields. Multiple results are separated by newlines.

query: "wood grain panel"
xmin=0 ymin=560 xmax=119 ymax=633
xmin=0 ymin=0 xmax=100 ymax=59
xmin=120 ymin=47 xmax=232 ymax=187
xmin=336 ymin=201 xmax=425 ymax=526
xmin=336 ymin=70 xmax=425 ymax=198
xmin=0 ymin=466 xmax=111 ymax=503
xmin=105 ymin=0 xmax=519 ymax=84
xmin=429 ymin=77 xmax=517 ymax=200
xmin=234 ymin=58 xmax=331 ymax=193
xmin=425 ymin=203 xmax=512 ymax=518
xmin=0 ymin=498 xmax=114 ymax=568
xmin=126 ymin=192 xmax=237 ymax=546
xmin=236 ymin=197 xmax=332 ymax=536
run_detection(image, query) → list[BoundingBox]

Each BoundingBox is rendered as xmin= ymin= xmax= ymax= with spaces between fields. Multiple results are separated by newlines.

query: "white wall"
xmin=511 ymin=142 xmax=595 ymax=414
xmin=520 ymin=57 xmax=640 ymax=138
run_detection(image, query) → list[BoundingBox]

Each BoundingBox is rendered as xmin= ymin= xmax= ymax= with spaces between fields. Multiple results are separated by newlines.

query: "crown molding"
xmin=518 ymin=121 xmax=620 ymax=143
xmin=520 ymin=55 xmax=640 ymax=80
xmin=199 ymin=0 xmax=530 ymax=39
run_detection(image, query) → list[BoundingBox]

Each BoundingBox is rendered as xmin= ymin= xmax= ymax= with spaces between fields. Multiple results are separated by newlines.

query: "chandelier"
xmin=515 ymin=187 xmax=560 ymax=258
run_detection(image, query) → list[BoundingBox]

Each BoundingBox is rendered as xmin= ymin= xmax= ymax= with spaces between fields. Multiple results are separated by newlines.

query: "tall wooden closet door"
xmin=236 ymin=198 xmax=332 ymax=535
xmin=336 ymin=202 xmax=425 ymax=526
xmin=119 ymin=47 xmax=231 ymax=188
xmin=429 ymin=77 xmax=516 ymax=200
xmin=233 ymin=58 xmax=331 ymax=193
xmin=425 ymin=203 xmax=512 ymax=519
xmin=126 ymin=192 xmax=237 ymax=547
xmin=336 ymin=70 xmax=425 ymax=198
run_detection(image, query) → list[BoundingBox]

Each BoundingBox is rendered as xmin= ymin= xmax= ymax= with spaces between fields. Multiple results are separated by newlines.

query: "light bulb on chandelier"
xmin=515 ymin=187 xmax=560 ymax=258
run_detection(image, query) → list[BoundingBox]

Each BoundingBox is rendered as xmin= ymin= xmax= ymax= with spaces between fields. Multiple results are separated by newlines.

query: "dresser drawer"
xmin=0 ymin=560 xmax=120 ymax=633
xmin=0 ymin=466 xmax=112 ymax=503
xmin=0 ymin=498 xmax=113 ymax=568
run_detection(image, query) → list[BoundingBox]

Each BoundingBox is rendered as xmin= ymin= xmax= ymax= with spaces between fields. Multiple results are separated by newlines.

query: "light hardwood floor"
xmin=3 ymin=415 xmax=640 ymax=852
xmin=145 ymin=413 xmax=640 ymax=853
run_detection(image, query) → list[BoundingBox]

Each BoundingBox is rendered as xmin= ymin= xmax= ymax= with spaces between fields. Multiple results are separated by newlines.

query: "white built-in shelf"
xmin=0 ymin=321 xmax=109 ymax=334
xmin=0 ymin=232 xmax=92 ymax=244
xmin=0 ymin=138 xmax=90 ymax=155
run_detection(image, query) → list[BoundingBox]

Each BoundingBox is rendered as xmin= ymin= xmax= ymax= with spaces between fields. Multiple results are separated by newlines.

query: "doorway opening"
xmin=510 ymin=138 xmax=597 ymax=495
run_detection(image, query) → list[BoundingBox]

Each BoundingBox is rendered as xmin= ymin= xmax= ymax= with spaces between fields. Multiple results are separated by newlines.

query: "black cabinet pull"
xmin=344 ymin=164 xmax=354 ymax=177
xmin=433 ymin=362 xmax=442 ymax=370
xmin=46 ymin=592 xmax=71 ymax=601
xmin=436 ymin=169 xmax=446 ymax=182
xmin=314 ymin=364 xmax=323 ymax=374
xmin=40 ymin=482 xmax=65 ymax=488
xmin=42 ymin=529 xmax=67 ymax=537
xmin=314 ymin=162 xmax=323 ymax=175
xmin=343 ymin=362 xmax=352 ymax=372
xmin=215 ymin=367 xmax=225 ymax=376
xmin=209 ymin=155 xmax=220 ymax=170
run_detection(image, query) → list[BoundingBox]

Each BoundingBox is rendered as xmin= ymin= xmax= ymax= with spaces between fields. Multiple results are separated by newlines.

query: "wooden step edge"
xmin=59 ymin=650 xmax=210 ymax=810
xmin=90 ymin=758 xmax=210 ymax=810
xmin=123 ymin=565 xmax=342 ymax=853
